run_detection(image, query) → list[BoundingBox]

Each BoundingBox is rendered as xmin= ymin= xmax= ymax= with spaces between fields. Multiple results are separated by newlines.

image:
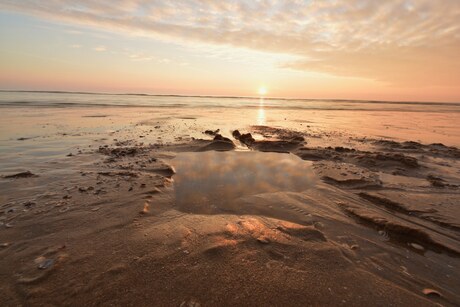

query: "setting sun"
xmin=258 ymin=86 xmax=267 ymax=96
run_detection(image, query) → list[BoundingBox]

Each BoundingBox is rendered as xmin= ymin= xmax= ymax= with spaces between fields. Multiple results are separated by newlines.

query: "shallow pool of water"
xmin=172 ymin=151 xmax=315 ymax=214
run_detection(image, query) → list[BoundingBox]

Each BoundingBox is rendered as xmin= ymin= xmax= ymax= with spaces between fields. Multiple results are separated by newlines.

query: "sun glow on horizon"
xmin=258 ymin=86 xmax=267 ymax=96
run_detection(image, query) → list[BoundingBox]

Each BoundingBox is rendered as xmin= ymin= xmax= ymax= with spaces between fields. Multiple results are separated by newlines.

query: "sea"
xmin=1 ymin=90 xmax=459 ymax=112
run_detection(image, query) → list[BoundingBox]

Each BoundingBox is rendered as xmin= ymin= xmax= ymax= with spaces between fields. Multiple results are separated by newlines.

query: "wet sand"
xmin=1 ymin=105 xmax=460 ymax=306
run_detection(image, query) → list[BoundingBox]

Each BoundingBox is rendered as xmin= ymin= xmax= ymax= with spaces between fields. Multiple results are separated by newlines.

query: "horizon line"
xmin=0 ymin=89 xmax=458 ymax=105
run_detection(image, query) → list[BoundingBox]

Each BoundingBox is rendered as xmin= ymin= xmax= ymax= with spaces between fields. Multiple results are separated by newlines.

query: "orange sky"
xmin=0 ymin=1 xmax=459 ymax=102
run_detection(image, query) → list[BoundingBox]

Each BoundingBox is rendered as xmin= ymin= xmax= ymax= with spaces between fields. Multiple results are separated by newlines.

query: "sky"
xmin=0 ymin=0 xmax=459 ymax=102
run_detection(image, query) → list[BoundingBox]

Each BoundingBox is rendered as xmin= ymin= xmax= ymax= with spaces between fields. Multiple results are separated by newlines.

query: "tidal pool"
xmin=172 ymin=151 xmax=316 ymax=214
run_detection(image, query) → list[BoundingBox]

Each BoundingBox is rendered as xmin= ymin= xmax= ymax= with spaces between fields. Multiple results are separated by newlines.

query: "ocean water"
xmin=1 ymin=90 xmax=459 ymax=112
xmin=1 ymin=90 xmax=460 ymax=152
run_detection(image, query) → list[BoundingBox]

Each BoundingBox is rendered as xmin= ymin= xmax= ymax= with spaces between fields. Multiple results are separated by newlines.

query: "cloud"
xmin=93 ymin=45 xmax=107 ymax=52
xmin=69 ymin=44 xmax=82 ymax=48
xmin=127 ymin=52 xmax=157 ymax=61
xmin=1 ymin=0 xmax=459 ymax=86
xmin=158 ymin=58 xmax=171 ymax=64
xmin=128 ymin=53 xmax=154 ymax=61
xmin=124 ymin=50 xmax=178 ymax=64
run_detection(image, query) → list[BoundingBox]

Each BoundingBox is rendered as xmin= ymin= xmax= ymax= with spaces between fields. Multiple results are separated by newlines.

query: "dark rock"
xmin=213 ymin=134 xmax=232 ymax=143
xmin=376 ymin=153 xmax=419 ymax=168
xmin=426 ymin=175 xmax=446 ymax=188
xmin=334 ymin=146 xmax=355 ymax=152
xmin=204 ymin=129 xmax=220 ymax=136
xmin=290 ymin=136 xmax=305 ymax=143
xmin=401 ymin=141 xmax=422 ymax=149
xmin=297 ymin=147 xmax=334 ymax=161
xmin=197 ymin=140 xmax=236 ymax=152
xmin=232 ymin=130 xmax=241 ymax=138
xmin=23 ymin=201 xmax=36 ymax=208
xmin=253 ymin=140 xmax=301 ymax=153
xmin=239 ymin=133 xmax=256 ymax=146
xmin=4 ymin=171 xmax=37 ymax=179
xmin=430 ymin=143 xmax=447 ymax=148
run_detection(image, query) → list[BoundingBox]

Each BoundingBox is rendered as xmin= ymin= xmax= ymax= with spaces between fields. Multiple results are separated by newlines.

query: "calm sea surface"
xmin=1 ymin=91 xmax=459 ymax=112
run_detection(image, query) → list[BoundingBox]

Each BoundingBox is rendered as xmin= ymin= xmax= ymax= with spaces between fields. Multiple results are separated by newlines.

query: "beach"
xmin=1 ymin=91 xmax=460 ymax=306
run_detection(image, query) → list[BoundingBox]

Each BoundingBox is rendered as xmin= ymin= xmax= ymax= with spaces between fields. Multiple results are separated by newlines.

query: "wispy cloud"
xmin=69 ymin=44 xmax=81 ymax=48
xmin=128 ymin=53 xmax=155 ymax=61
xmin=93 ymin=45 xmax=107 ymax=52
xmin=1 ymin=0 xmax=459 ymax=86
xmin=158 ymin=58 xmax=171 ymax=64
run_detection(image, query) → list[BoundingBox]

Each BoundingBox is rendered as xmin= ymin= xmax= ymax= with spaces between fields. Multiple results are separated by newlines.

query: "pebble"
xmin=23 ymin=201 xmax=36 ymax=208
xmin=37 ymin=259 xmax=54 ymax=270
xmin=140 ymin=202 xmax=150 ymax=214
xmin=313 ymin=222 xmax=324 ymax=229
xmin=257 ymin=237 xmax=270 ymax=244
xmin=422 ymin=288 xmax=441 ymax=298
xmin=410 ymin=243 xmax=424 ymax=251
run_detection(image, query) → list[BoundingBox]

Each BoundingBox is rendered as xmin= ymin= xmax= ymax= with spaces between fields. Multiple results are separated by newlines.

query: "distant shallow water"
xmin=1 ymin=91 xmax=460 ymax=112
xmin=0 ymin=91 xmax=459 ymax=160
xmin=172 ymin=151 xmax=315 ymax=214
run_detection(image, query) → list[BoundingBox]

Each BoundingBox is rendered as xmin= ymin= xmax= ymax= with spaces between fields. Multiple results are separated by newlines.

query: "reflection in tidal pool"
xmin=172 ymin=151 xmax=315 ymax=214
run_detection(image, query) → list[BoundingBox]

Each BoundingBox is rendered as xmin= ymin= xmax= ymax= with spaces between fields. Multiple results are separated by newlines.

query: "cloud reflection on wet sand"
xmin=172 ymin=151 xmax=315 ymax=214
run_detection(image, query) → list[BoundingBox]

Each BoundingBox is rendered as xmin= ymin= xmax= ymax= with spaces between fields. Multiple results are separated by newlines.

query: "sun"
xmin=258 ymin=86 xmax=267 ymax=96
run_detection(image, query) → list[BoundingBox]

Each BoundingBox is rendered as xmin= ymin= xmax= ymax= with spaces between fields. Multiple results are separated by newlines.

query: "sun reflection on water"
xmin=257 ymin=97 xmax=266 ymax=125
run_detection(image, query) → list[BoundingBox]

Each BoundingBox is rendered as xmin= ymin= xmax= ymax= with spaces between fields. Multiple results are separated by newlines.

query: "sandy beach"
xmin=0 ymin=93 xmax=459 ymax=306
